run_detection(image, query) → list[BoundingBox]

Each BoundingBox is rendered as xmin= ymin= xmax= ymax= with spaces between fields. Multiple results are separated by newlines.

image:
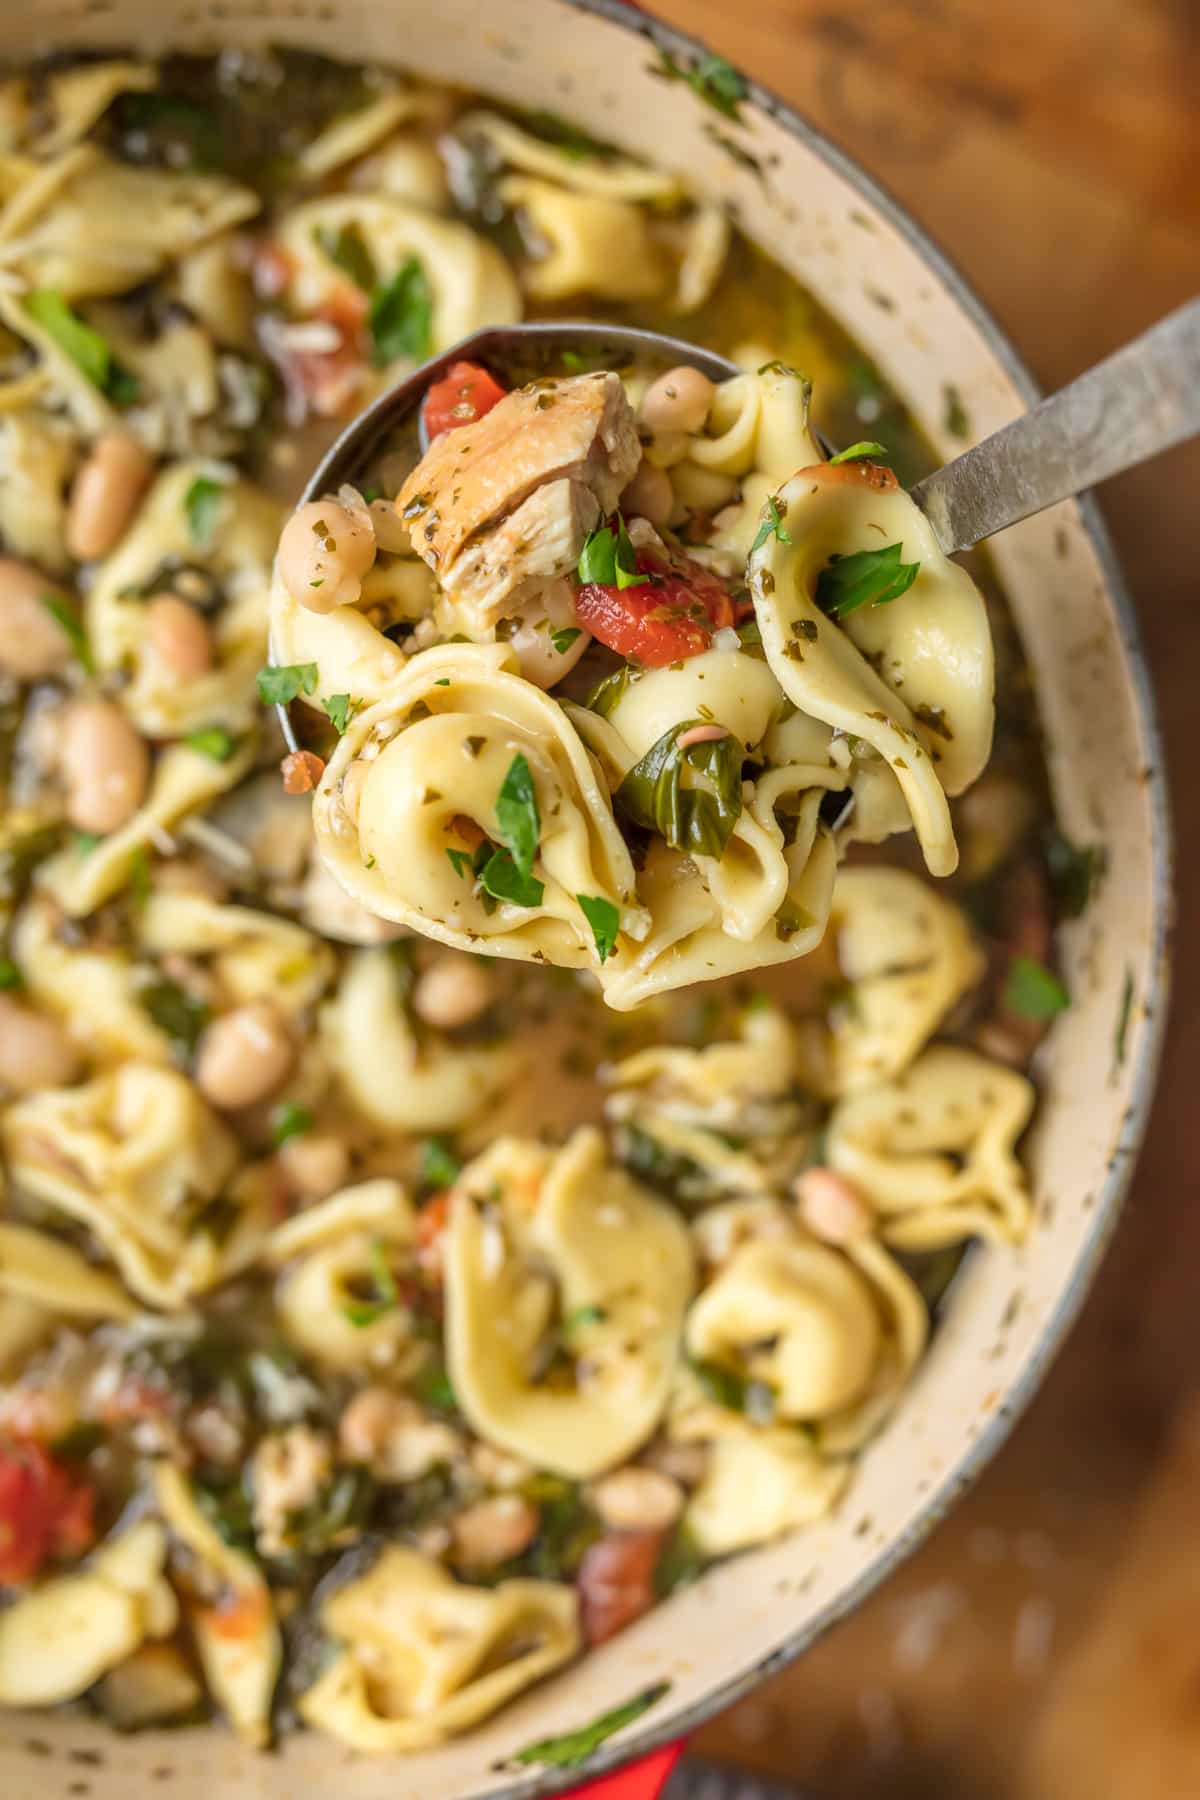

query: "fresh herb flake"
xmin=420 ymin=1137 xmax=462 ymax=1190
xmin=446 ymin=847 xmax=474 ymax=879
xmin=816 ymin=542 xmax=920 ymax=619
xmin=342 ymin=1238 xmax=398 ymax=1327
xmin=1005 ymin=954 xmax=1070 ymax=1020
xmin=257 ymin=662 xmax=319 ymax=706
xmin=184 ymin=476 xmax=225 ymax=549
xmin=368 ymin=257 xmax=433 ymax=366
xmin=0 ymin=958 xmax=22 ymax=990
xmin=184 ymin=725 xmax=237 ymax=762
xmin=615 ymin=720 xmax=744 ymax=860
xmin=511 ymin=1683 xmax=672 ymax=1770
xmin=749 ymin=494 xmax=793 ymax=555
xmin=654 ymin=48 xmax=748 ymax=120
xmin=551 ymin=625 xmax=582 ymax=656
xmin=479 ymin=848 xmax=544 ymax=909
xmin=577 ymin=894 xmax=620 ymax=964
xmin=314 ymin=220 xmax=377 ymax=293
xmin=139 ymin=979 xmax=210 ymax=1063
xmin=495 ymin=752 xmax=540 ymax=878
xmin=321 ymin=693 xmax=359 ymax=735
xmin=38 ymin=593 xmax=93 ymax=673
xmin=25 ymin=290 xmax=137 ymax=405
xmin=828 ymin=440 xmax=889 ymax=465
xmin=272 ymin=1100 xmax=312 ymax=1146
xmin=577 ymin=515 xmax=648 ymax=590
xmin=1044 ymin=825 xmax=1106 ymax=920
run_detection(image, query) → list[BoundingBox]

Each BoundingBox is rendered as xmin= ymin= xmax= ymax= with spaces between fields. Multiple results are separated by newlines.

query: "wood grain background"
xmin=643 ymin=1 xmax=1200 ymax=1794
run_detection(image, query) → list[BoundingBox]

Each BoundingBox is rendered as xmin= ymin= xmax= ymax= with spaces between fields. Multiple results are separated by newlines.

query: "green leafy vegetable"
xmin=689 ymin=1356 xmax=775 ymax=1421
xmin=520 ymin=109 xmax=611 ymax=160
xmin=577 ymin=515 xmax=648 ymax=589
xmin=74 ymin=831 xmax=102 ymax=856
xmin=577 ymin=894 xmax=620 ymax=963
xmin=284 ymin=1465 xmax=375 ymax=1557
xmin=495 ymin=752 xmax=540 ymax=878
xmin=1043 ymin=825 xmax=1106 ymax=920
xmin=562 ymin=1304 xmax=607 ymax=1333
xmin=445 ymin=847 xmax=474 ymax=879
xmin=0 ymin=958 xmax=22 ymax=990
xmin=139 ymin=979 xmax=210 ymax=1062
xmin=257 ymin=662 xmax=318 ymax=706
xmin=410 ymin=1356 xmax=457 ymax=1414
xmin=184 ymin=726 xmax=237 ymax=762
xmin=560 ymin=349 xmax=586 ymax=373
xmin=479 ymin=848 xmax=544 ymax=909
xmin=749 ymin=493 xmax=793 ymax=555
xmin=368 ymin=257 xmax=433 ymax=365
xmin=272 ymin=1101 xmax=312 ymax=1146
xmin=314 ymin=220 xmax=377 ymax=293
xmin=25 ymin=290 xmax=138 ymax=405
xmin=342 ymin=1238 xmax=399 ymax=1327
xmin=828 ymin=440 xmax=889 ymax=465
xmin=38 ymin=593 xmax=93 ymax=673
xmin=654 ymin=47 xmax=748 ymax=120
xmin=615 ymin=719 xmax=744 ymax=859
xmin=654 ymin=1525 xmax=708 ymax=1596
xmin=511 ymin=1683 xmax=672 ymax=1770
xmin=816 ymin=542 xmax=920 ymax=619
xmin=321 ymin=693 xmax=359 ymax=735
xmin=420 ymin=1137 xmax=462 ymax=1190
xmin=1114 ymin=967 xmax=1135 ymax=1069
xmin=1004 ymin=954 xmax=1070 ymax=1019
xmin=586 ymin=664 xmax=635 ymax=719
xmin=184 ymin=476 xmax=226 ymax=549
xmin=550 ymin=625 xmax=582 ymax=656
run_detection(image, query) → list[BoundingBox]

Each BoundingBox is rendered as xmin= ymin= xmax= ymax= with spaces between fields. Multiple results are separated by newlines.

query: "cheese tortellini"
xmin=298 ymin=1546 xmax=579 ymax=1752
xmin=445 ymin=1129 xmax=695 ymax=1478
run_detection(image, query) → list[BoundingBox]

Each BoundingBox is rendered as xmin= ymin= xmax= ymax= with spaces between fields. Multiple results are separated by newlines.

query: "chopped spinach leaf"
xmin=38 ymin=593 xmax=93 ymax=674
xmin=577 ymin=515 xmax=648 ymax=589
xmin=551 ymin=625 xmax=582 ymax=655
xmin=577 ymin=893 xmax=620 ymax=963
xmin=510 ymin=1683 xmax=672 ymax=1769
xmin=749 ymin=493 xmax=793 ymax=555
xmin=520 ymin=109 xmax=612 ymax=160
xmin=586 ymin=664 xmax=635 ymax=719
xmin=615 ymin=719 xmax=744 ymax=859
xmin=139 ymin=979 xmax=210 ymax=1062
xmin=654 ymin=47 xmax=748 ymax=120
xmin=368 ymin=257 xmax=432 ymax=365
xmin=184 ymin=476 xmax=226 ymax=549
xmin=284 ymin=1465 xmax=375 ymax=1556
xmin=25 ymin=290 xmax=137 ymax=405
xmin=313 ymin=220 xmax=377 ymax=292
xmin=1043 ymin=824 xmax=1106 ymax=920
xmin=816 ymin=542 xmax=919 ymax=619
xmin=0 ymin=958 xmax=20 ymax=990
xmin=184 ymin=725 xmax=237 ymax=762
xmin=272 ymin=1100 xmax=312 ymax=1146
xmin=1005 ymin=954 xmax=1070 ymax=1019
xmin=321 ymin=692 xmax=358 ymax=735
xmin=420 ymin=1137 xmax=462 ymax=1190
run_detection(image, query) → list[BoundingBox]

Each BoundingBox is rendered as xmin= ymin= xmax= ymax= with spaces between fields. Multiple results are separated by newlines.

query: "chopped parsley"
xmin=479 ymin=848 xmax=544 ymax=909
xmin=577 ymin=514 xmax=648 ymax=589
xmin=1005 ymin=954 xmax=1070 ymax=1019
xmin=420 ymin=1137 xmax=462 ymax=1190
xmin=816 ymin=542 xmax=920 ymax=619
xmin=184 ymin=726 xmax=237 ymax=762
xmin=184 ymin=476 xmax=226 ymax=549
xmin=271 ymin=1100 xmax=312 ymax=1146
xmin=654 ymin=47 xmax=748 ymax=120
xmin=495 ymin=751 xmax=540 ymax=879
xmin=368 ymin=257 xmax=433 ymax=365
xmin=38 ymin=593 xmax=93 ymax=673
xmin=828 ymin=440 xmax=889 ymax=464
xmin=445 ymin=847 xmax=474 ymax=879
xmin=321 ymin=693 xmax=359 ymax=735
xmin=551 ymin=625 xmax=582 ymax=656
xmin=510 ymin=1683 xmax=672 ymax=1770
xmin=749 ymin=493 xmax=793 ymax=555
xmin=577 ymin=894 xmax=620 ymax=963
xmin=256 ymin=662 xmax=318 ymax=706
xmin=25 ymin=290 xmax=138 ymax=405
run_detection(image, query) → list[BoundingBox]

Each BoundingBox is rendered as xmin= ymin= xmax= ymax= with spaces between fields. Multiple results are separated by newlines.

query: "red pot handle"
xmin=565 ymin=1743 xmax=684 ymax=1800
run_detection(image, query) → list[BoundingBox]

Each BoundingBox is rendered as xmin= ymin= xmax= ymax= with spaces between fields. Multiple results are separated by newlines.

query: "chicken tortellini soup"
xmin=0 ymin=47 xmax=1083 ymax=1759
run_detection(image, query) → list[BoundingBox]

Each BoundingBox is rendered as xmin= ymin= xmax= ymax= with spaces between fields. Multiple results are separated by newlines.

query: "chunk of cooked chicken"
xmin=396 ymin=370 xmax=640 ymax=630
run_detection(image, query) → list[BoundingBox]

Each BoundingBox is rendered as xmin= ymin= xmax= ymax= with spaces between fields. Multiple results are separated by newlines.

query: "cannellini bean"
xmin=278 ymin=497 xmax=376 ymax=613
xmin=368 ymin=496 xmax=410 ymax=554
xmin=66 ymin=432 xmax=153 ymax=563
xmin=451 ymin=1495 xmax=540 ymax=1573
xmin=337 ymin=1386 xmax=461 ymax=1482
xmin=589 ymin=1466 xmax=684 ymax=1534
xmin=252 ymin=1425 xmax=333 ymax=1557
xmin=0 ymin=994 xmax=82 ymax=1093
xmin=144 ymin=595 xmax=214 ymax=679
xmin=795 ymin=1167 xmax=874 ymax=1244
xmin=0 ymin=558 xmax=76 ymax=681
xmin=620 ymin=458 xmax=674 ymax=528
xmin=412 ymin=953 xmax=496 ymax=1031
xmin=58 ymin=698 xmax=150 ymax=835
xmin=278 ymin=1131 xmax=350 ymax=1202
xmin=470 ymin=1442 xmax=534 ymax=1491
xmin=194 ymin=1003 xmax=295 ymax=1110
xmin=640 ymin=365 xmax=716 ymax=435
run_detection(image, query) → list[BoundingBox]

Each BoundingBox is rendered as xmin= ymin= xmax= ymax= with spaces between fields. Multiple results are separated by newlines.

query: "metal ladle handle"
xmin=912 ymin=296 xmax=1200 ymax=554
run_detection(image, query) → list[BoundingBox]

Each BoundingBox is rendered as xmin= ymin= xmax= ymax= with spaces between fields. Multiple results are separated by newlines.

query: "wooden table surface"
xmin=642 ymin=1 xmax=1200 ymax=1794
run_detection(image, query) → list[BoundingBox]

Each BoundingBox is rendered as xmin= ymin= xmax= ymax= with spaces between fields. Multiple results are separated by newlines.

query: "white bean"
xmin=794 ymin=1167 xmax=874 ymax=1244
xmin=279 ymin=497 xmax=376 ymax=613
xmin=451 ymin=1495 xmax=540 ymax=1572
xmin=0 ymin=558 xmax=76 ymax=681
xmin=58 ymin=697 xmax=150 ymax=835
xmin=278 ymin=1131 xmax=350 ymax=1201
xmin=144 ymin=595 xmax=214 ymax=679
xmin=66 ymin=432 xmax=153 ymax=563
xmin=195 ymin=1003 xmax=294 ymax=1110
xmin=640 ymin=365 xmax=716 ymax=435
xmin=0 ymin=993 xmax=81 ymax=1092
xmin=337 ymin=1386 xmax=461 ymax=1482
xmin=589 ymin=1466 xmax=684 ymax=1534
xmin=412 ymin=953 xmax=496 ymax=1031
xmin=620 ymin=458 xmax=674 ymax=528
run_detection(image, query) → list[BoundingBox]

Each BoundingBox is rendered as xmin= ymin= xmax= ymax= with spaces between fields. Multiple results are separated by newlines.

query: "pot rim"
xmin=493 ymin=0 xmax=1174 ymax=1792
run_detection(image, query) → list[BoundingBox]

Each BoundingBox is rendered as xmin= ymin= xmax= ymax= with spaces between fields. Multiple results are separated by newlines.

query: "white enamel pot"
xmin=0 ymin=3 xmax=1171 ymax=1797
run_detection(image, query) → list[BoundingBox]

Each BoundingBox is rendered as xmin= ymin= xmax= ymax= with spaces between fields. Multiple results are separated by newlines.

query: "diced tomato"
xmin=416 ymin=1190 xmax=452 ymax=1279
xmin=281 ymin=750 xmax=325 ymax=795
xmin=0 ymin=1438 xmax=95 ymax=1586
xmin=202 ymin=1587 xmax=270 ymax=1641
xmin=576 ymin=1529 xmax=665 ymax=1646
xmin=575 ymin=552 xmax=739 ymax=669
xmin=421 ymin=361 xmax=508 ymax=441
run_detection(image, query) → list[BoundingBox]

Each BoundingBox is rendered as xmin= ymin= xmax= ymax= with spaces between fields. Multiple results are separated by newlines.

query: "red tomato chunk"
xmin=576 ymin=1528 xmax=665 ymax=1645
xmin=0 ymin=1437 xmax=95 ymax=1585
xmin=422 ymin=361 xmax=508 ymax=441
xmin=576 ymin=551 xmax=742 ymax=668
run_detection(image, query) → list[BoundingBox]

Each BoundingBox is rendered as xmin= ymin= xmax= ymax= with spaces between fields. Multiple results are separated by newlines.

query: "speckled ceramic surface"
xmin=0 ymin=3 xmax=1171 ymax=1797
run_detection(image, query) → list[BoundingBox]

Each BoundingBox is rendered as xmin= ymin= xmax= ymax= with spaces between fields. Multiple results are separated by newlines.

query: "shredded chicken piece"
xmin=396 ymin=370 xmax=640 ymax=628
